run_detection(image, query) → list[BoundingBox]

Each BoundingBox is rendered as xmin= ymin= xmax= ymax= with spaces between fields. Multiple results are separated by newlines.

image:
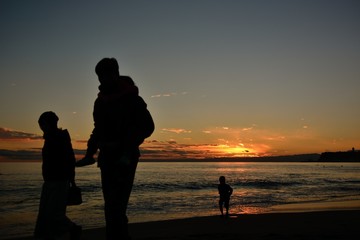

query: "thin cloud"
xmin=0 ymin=127 xmax=42 ymax=140
xmin=151 ymin=93 xmax=175 ymax=98
xmin=202 ymin=125 xmax=256 ymax=137
xmin=150 ymin=94 xmax=162 ymax=98
xmin=162 ymin=128 xmax=192 ymax=134
xmin=151 ymin=92 xmax=188 ymax=98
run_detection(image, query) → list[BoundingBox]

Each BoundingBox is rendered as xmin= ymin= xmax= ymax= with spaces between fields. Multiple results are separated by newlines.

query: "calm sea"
xmin=1 ymin=161 xmax=360 ymax=239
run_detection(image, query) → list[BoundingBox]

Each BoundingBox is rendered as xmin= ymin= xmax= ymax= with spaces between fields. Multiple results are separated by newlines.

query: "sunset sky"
xmin=1 ymin=0 xmax=359 ymax=160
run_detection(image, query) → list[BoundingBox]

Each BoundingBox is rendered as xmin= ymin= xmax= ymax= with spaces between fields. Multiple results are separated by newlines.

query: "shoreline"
xmin=269 ymin=199 xmax=360 ymax=213
xmin=6 ymin=200 xmax=360 ymax=240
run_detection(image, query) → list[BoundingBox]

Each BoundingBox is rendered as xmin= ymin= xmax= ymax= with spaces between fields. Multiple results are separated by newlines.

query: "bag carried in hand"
xmin=67 ymin=184 xmax=82 ymax=206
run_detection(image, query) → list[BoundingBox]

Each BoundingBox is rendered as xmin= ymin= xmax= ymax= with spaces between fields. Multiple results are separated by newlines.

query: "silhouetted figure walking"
xmin=77 ymin=58 xmax=154 ymax=240
xmin=218 ymin=176 xmax=233 ymax=217
xmin=34 ymin=111 xmax=81 ymax=240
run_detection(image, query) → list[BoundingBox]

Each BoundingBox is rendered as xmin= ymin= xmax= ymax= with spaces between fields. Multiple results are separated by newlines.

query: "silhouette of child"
xmin=218 ymin=176 xmax=233 ymax=217
xmin=34 ymin=111 xmax=81 ymax=240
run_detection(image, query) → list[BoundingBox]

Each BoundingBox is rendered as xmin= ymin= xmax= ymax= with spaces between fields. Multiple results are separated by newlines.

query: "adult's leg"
xmin=34 ymin=183 xmax=48 ymax=238
xmin=101 ymin=161 xmax=138 ymax=240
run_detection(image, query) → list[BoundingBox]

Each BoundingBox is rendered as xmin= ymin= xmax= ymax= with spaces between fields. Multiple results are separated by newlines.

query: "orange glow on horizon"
xmin=137 ymin=140 xmax=272 ymax=160
xmin=215 ymin=144 xmax=259 ymax=157
xmin=1 ymin=128 xmax=359 ymax=161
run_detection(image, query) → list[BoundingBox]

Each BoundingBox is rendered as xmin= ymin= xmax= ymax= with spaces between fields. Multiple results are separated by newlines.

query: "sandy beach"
xmin=11 ymin=209 xmax=360 ymax=240
xmin=89 ymin=210 xmax=360 ymax=240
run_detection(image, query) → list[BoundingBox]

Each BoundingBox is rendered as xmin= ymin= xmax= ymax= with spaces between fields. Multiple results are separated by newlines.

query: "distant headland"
xmin=318 ymin=148 xmax=360 ymax=162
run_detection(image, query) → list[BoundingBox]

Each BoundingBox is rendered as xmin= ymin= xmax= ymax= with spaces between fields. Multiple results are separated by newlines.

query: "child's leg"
xmin=35 ymin=181 xmax=74 ymax=239
xmin=224 ymin=200 xmax=230 ymax=216
xmin=219 ymin=200 xmax=224 ymax=215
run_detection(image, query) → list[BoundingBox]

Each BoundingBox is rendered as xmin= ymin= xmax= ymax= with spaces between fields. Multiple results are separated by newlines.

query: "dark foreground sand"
xmin=12 ymin=210 xmax=358 ymax=240
xmin=116 ymin=210 xmax=360 ymax=240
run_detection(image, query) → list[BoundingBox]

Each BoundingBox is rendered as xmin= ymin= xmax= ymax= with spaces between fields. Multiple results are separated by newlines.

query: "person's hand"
xmin=75 ymin=156 xmax=96 ymax=167
xmin=70 ymin=180 xmax=76 ymax=187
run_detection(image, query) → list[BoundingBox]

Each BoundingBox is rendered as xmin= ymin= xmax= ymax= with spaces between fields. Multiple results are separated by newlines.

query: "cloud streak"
xmin=151 ymin=92 xmax=188 ymax=98
xmin=162 ymin=128 xmax=192 ymax=134
xmin=0 ymin=127 xmax=42 ymax=140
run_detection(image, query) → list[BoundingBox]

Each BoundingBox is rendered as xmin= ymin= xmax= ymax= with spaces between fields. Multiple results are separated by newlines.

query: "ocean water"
xmin=1 ymin=161 xmax=360 ymax=239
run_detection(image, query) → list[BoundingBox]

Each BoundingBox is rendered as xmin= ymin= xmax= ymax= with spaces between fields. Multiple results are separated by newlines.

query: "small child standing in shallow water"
xmin=34 ymin=111 xmax=81 ymax=240
xmin=218 ymin=176 xmax=233 ymax=217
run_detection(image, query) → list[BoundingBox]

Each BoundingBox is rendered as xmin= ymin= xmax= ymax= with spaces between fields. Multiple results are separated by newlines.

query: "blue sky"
xmin=1 ymin=0 xmax=359 ymax=159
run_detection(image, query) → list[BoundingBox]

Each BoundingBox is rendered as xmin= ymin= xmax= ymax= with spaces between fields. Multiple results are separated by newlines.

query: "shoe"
xmin=75 ymin=157 xmax=96 ymax=167
xmin=70 ymin=224 xmax=82 ymax=240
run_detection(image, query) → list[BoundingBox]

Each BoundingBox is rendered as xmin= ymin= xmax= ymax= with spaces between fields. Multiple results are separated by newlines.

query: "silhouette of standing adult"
xmin=77 ymin=58 xmax=154 ymax=240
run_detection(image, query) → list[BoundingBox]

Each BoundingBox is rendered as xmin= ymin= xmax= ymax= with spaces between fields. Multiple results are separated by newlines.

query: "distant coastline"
xmin=141 ymin=150 xmax=360 ymax=162
xmin=140 ymin=153 xmax=321 ymax=162
xmin=1 ymin=150 xmax=359 ymax=163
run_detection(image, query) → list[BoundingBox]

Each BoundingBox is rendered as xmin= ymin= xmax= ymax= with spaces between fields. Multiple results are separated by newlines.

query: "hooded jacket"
xmin=42 ymin=129 xmax=76 ymax=181
xmin=86 ymin=76 xmax=154 ymax=164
